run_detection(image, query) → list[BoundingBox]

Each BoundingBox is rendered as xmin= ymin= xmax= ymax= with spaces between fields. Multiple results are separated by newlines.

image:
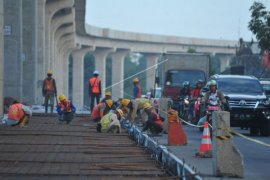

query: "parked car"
xmin=259 ymin=79 xmax=270 ymax=98
xmin=205 ymin=75 xmax=270 ymax=136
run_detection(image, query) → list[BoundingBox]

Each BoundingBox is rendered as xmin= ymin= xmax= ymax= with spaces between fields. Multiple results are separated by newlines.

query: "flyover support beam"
xmin=111 ymin=50 xmax=129 ymax=99
xmin=94 ymin=48 xmax=115 ymax=97
xmin=144 ymin=54 xmax=160 ymax=92
xmin=71 ymin=47 xmax=94 ymax=108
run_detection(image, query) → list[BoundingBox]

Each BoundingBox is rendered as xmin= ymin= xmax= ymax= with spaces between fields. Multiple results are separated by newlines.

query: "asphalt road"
xmin=153 ymin=125 xmax=270 ymax=179
xmin=231 ymin=127 xmax=270 ymax=179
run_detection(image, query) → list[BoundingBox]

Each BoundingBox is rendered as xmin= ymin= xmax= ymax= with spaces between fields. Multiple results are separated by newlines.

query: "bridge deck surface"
xmin=0 ymin=115 xmax=172 ymax=179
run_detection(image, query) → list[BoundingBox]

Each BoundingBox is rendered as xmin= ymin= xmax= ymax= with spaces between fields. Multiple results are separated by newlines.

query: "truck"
xmin=159 ymin=53 xmax=210 ymax=106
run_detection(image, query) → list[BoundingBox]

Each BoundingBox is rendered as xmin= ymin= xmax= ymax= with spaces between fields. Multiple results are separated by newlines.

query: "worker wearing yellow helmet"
xmin=91 ymin=99 xmax=113 ymax=122
xmin=142 ymin=102 xmax=164 ymax=134
xmin=56 ymin=94 xmax=76 ymax=124
xmin=42 ymin=70 xmax=57 ymax=114
xmin=119 ymin=98 xmax=150 ymax=122
xmin=101 ymin=91 xmax=112 ymax=102
xmin=133 ymin=77 xmax=142 ymax=98
xmin=97 ymin=109 xmax=124 ymax=133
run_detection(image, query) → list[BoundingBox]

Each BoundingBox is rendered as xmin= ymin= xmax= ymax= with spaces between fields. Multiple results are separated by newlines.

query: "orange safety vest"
xmin=91 ymin=102 xmax=105 ymax=119
xmin=152 ymin=111 xmax=163 ymax=126
xmin=44 ymin=79 xmax=55 ymax=92
xmin=59 ymin=100 xmax=71 ymax=112
xmin=89 ymin=77 xmax=101 ymax=94
xmin=8 ymin=103 xmax=25 ymax=121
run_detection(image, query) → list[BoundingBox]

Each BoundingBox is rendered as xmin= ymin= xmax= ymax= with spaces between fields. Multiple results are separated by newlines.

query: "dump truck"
xmin=159 ymin=53 xmax=210 ymax=106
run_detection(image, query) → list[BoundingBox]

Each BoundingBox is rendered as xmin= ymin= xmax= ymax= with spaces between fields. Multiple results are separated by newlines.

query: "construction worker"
xmin=91 ymin=99 xmax=113 ymax=122
xmin=101 ymin=91 xmax=112 ymax=102
xmin=56 ymin=94 xmax=76 ymax=124
xmin=133 ymin=77 xmax=142 ymax=98
xmin=42 ymin=70 xmax=57 ymax=114
xmin=89 ymin=70 xmax=101 ymax=112
xmin=119 ymin=98 xmax=150 ymax=122
xmin=142 ymin=103 xmax=164 ymax=134
xmin=5 ymin=100 xmax=32 ymax=127
xmin=97 ymin=109 xmax=124 ymax=133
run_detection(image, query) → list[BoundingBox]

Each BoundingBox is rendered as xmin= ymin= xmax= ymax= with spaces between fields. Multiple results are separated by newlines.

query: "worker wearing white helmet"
xmin=89 ymin=70 xmax=102 ymax=112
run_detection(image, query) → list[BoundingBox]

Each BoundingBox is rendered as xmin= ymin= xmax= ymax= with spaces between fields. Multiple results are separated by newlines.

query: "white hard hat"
xmin=93 ymin=70 xmax=99 ymax=75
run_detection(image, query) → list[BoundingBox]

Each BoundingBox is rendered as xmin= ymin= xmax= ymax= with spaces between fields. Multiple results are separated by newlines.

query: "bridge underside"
xmin=1 ymin=0 xmax=236 ymax=109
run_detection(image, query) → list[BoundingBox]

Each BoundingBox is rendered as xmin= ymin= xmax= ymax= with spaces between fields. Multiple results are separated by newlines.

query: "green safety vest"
xmin=135 ymin=98 xmax=150 ymax=109
xmin=101 ymin=112 xmax=113 ymax=132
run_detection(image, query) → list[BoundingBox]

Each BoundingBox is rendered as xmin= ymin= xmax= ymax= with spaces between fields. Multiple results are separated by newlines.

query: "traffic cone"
xmin=196 ymin=122 xmax=212 ymax=158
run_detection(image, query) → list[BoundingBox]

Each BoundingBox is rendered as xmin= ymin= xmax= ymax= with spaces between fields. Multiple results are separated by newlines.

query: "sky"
xmin=85 ymin=0 xmax=270 ymax=41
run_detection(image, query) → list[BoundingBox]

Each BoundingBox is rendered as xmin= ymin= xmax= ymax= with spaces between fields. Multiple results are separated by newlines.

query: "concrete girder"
xmin=143 ymin=53 xmax=161 ymax=91
xmin=44 ymin=0 xmax=74 ymax=78
xmin=93 ymin=48 xmax=116 ymax=97
xmin=76 ymin=35 xmax=236 ymax=55
xmin=62 ymin=43 xmax=80 ymax=96
xmin=57 ymin=42 xmax=78 ymax=96
xmin=51 ymin=8 xmax=74 ymax=72
xmin=71 ymin=46 xmax=95 ymax=108
xmin=110 ymin=50 xmax=130 ymax=99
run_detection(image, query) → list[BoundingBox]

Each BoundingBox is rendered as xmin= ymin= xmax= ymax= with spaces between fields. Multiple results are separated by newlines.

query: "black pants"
xmin=90 ymin=93 xmax=100 ymax=112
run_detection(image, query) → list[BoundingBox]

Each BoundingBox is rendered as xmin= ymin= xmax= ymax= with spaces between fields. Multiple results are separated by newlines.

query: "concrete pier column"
xmin=71 ymin=49 xmax=91 ymax=108
xmin=93 ymin=48 xmax=115 ymax=97
xmin=0 ymin=0 xmax=3 ymax=115
xmin=144 ymin=54 xmax=160 ymax=92
xmin=111 ymin=50 xmax=129 ymax=99
xmin=36 ymin=0 xmax=46 ymax=104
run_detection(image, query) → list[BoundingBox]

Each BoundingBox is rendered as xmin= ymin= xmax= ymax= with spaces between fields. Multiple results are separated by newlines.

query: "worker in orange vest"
xmin=133 ymin=78 xmax=142 ymax=98
xmin=56 ymin=94 xmax=76 ymax=124
xmin=89 ymin=70 xmax=101 ymax=112
xmin=91 ymin=99 xmax=113 ymax=122
xmin=5 ymin=100 xmax=32 ymax=127
xmin=142 ymin=102 xmax=164 ymax=134
xmin=42 ymin=70 xmax=57 ymax=114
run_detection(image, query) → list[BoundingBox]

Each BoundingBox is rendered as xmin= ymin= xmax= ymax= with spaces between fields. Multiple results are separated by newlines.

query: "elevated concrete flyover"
xmin=1 ymin=0 xmax=237 ymax=111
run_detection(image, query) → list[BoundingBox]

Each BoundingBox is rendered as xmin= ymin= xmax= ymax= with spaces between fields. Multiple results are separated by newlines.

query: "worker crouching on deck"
xmin=91 ymin=100 xmax=113 ymax=122
xmin=142 ymin=102 xmax=164 ymax=135
xmin=56 ymin=94 xmax=76 ymax=124
xmin=97 ymin=109 xmax=124 ymax=133
xmin=119 ymin=98 xmax=150 ymax=122
xmin=4 ymin=100 xmax=32 ymax=127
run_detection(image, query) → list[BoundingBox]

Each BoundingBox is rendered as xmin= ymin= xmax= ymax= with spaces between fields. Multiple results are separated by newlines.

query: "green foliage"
xmin=187 ymin=48 xmax=196 ymax=53
xmin=249 ymin=2 xmax=270 ymax=51
xmin=123 ymin=55 xmax=146 ymax=98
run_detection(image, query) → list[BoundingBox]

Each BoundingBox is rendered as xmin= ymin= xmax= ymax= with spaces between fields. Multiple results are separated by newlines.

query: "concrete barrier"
xmin=212 ymin=111 xmax=244 ymax=177
xmin=158 ymin=98 xmax=170 ymax=132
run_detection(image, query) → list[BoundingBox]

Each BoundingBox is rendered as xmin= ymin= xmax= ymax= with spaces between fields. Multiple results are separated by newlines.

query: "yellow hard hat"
xmin=121 ymin=99 xmax=131 ymax=107
xmin=47 ymin=70 xmax=53 ymax=75
xmin=116 ymin=109 xmax=124 ymax=118
xmin=144 ymin=102 xmax=152 ymax=109
xmin=59 ymin=94 xmax=66 ymax=102
xmin=105 ymin=91 xmax=111 ymax=96
xmin=105 ymin=99 xmax=113 ymax=108
xmin=133 ymin=78 xmax=139 ymax=83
